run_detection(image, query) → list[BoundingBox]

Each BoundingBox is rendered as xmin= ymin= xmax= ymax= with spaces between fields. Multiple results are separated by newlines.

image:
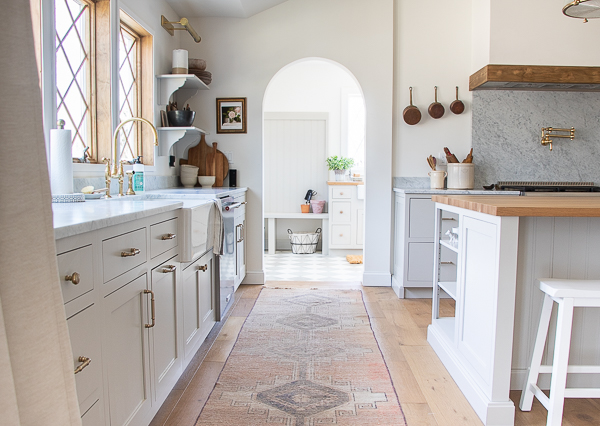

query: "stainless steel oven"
xmin=217 ymin=196 xmax=243 ymax=319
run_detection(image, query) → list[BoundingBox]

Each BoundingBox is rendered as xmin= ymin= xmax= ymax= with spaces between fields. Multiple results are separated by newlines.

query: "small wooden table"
xmin=264 ymin=212 xmax=329 ymax=255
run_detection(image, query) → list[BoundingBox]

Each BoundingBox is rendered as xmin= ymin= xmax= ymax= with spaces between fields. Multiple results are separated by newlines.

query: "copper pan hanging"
xmin=428 ymin=86 xmax=444 ymax=119
xmin=403 ymin=87 xmax=421 ymax=125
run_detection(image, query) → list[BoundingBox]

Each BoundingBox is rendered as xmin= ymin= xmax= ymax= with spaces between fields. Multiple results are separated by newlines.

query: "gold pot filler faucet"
xmin=103 ymin=117 xmax=158 ymax=198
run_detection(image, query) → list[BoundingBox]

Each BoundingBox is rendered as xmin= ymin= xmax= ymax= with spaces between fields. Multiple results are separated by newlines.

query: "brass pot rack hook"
xmin=161 ymin=15 xmax=201 ymax=43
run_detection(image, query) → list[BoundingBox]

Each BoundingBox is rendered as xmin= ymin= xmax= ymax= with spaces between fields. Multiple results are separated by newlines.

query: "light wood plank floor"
xmin=150 ymin=282 xmax=600 ymax=426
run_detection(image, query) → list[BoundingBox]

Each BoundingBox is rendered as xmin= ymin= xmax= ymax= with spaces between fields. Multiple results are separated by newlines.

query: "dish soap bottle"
xmin=132 ymin=156 xmax=145 ymax=194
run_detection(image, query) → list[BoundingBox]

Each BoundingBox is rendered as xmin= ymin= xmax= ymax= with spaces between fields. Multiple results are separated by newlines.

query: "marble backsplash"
xmin=73 ymin=175 xmax=179 ymax=194
xmin=472 ymin=90 xmax=600 ymax=186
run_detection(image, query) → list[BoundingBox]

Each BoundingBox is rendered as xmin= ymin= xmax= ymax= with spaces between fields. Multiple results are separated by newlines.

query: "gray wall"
xmin=472 ymin=91 xmax=600 ymax=187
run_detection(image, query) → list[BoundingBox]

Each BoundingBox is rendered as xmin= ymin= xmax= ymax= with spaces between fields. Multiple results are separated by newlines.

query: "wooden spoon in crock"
xmin=450 ymin=86 xmax=465 ymax=115
xmin=403 ymin=87 xmax=421 ymax=125
xmin=428 ymin=86 xmax=444 ymax=119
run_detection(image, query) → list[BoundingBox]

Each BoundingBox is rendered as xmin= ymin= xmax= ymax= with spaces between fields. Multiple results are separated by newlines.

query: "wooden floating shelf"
xmin=470 ymin=65 xmax=600 ymax=92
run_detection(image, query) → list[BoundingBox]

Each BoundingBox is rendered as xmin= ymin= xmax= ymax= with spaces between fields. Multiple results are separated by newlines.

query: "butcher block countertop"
xmin=431 ymin=195 xmax=600 ymax=217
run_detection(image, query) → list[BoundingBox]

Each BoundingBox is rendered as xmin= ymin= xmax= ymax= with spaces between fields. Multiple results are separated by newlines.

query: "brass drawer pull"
xmin=65 ymin=272 xmax=81 ymax=285
xmin=121 ymin=248 xmax=141 ymax=257
xmin=198 ymin=264 xmax=208 ymax=272
xmin=161 ymin=233 xmax=176 ymax=240
xmin=144 ymin=289 xmax=155 ymax=328
xmin=74 ymin=356 xmax=91 ymax=374
xmin=161 ymin=265 xmax=177 ymax=273
xmin=441 ymin=261 xmax=455 ymax=265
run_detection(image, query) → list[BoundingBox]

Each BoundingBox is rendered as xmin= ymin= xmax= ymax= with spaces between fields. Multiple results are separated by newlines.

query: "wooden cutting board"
xmin=180 ymin=134 xmax=229 ymax=186
xmin=205 ymin=142 xmax=228 ymax=187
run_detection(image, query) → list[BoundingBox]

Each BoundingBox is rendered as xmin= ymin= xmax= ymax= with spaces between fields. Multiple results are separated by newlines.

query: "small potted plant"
xmin=326 ymin=156 xmax=354 ymax=181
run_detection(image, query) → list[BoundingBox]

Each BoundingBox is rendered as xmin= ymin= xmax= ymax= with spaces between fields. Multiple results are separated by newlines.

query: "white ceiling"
xmin=165 ymin=0 xmax=289 ymax=18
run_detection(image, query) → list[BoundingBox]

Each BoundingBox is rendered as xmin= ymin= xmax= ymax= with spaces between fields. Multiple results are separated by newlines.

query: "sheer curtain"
xmin=0 ymin=0 xmax=81 ymax=424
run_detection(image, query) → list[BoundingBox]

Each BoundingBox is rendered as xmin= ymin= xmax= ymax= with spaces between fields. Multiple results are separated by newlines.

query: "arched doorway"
xmin=262 ymin=58 xmax=366 ymax=283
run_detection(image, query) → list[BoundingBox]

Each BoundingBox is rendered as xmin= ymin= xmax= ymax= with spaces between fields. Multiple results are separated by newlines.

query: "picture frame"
xmin=216 ymin=97 xmax=247 ymax=134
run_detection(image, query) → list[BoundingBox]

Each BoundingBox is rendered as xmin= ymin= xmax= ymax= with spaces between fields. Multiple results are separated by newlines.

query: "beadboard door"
xmin=264 ymin=112 xmax=328 ymax=214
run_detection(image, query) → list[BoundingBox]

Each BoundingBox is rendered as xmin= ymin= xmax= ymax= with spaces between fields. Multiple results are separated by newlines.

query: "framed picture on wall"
xmin=216 ymin=98 xmax=247 ymax=133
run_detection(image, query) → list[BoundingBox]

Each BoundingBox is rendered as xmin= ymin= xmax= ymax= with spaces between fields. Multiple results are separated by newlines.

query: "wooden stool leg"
xmin=520 ymin=293 xmax=554 ymax=411
xmin=547 ymin=297 xmax=574 ymax=426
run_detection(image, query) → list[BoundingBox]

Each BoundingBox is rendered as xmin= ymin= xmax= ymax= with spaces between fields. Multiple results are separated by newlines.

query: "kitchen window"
xmin=32 ymin=1 xmax=154 ymax=166
xmin=55 ymin=0 xmax=95 ymax=160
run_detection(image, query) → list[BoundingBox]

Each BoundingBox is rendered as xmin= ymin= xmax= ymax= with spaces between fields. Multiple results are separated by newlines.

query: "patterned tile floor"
xmin=264 ymin=251 xmax=364 ymax=282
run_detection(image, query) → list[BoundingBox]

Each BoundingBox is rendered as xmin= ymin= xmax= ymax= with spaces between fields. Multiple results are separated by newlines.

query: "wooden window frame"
xmin=119 ymin=10 xmax=154 ymax=166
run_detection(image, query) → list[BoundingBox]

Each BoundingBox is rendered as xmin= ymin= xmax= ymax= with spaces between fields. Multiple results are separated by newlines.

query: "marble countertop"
xmin=145 ymin=187 xmax=247 ymax=198
xmin=53 ymin=187 xmax=245 ymax=239
xmin=393 ymin=188 xmax=521 ymax=195
xmin=53 ymin=199 xmax=183 ymax=240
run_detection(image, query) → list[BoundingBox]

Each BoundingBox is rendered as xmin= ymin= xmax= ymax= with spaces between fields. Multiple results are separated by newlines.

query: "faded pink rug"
xmin=196 ymin=288 xmax=406 ymax=425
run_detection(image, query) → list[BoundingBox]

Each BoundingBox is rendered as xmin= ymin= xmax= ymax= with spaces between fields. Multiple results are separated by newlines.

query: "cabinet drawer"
xmin=331 ymin=225 xmax=351 ymax=246
xmin=150 ymin=218 xmax=178 ymax=259
xmin=409 ymin=198 xmax=435 ymax=239
xmin=102 ymin=228 xmax=147 ymax=283
xmin=57 ymin=245 xmax=94 ymax=304
xmin=331 ymin=187 xmax=352 ymax=199
xmin=331 ymin=201 xmax=351 ymax=223
xmin=407 ymin=242 xmax=434 ymax=282
xmin=67 ymin=303 xmax=102 ymax=416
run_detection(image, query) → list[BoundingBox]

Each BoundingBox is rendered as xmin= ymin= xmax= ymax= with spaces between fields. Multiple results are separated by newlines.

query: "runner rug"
xmin=196 ymin=288 xmax=406 ymax=425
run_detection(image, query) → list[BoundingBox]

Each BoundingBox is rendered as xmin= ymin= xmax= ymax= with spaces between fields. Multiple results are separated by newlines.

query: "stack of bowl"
xmin=180 ymin=165 xmax=199 ymax=188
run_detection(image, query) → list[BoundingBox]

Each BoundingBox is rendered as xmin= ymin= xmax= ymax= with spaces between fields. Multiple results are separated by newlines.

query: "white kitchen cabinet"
xmin=150 ymin=256 xmax=182 ymax=403
xmin=103 ymin=274 xmax=152 ymax=426
xmin=393 ymin=192 xmax=457 ymax=298
xmin=233 ymin=193 xmax=247 ymax=289
xmin=182 ymin=250 xmax=216 ymax=360
xmin=328 ymin=184 xmax=364 ymax=250
xmin=55 ymin=207 xmax=218 ymax=426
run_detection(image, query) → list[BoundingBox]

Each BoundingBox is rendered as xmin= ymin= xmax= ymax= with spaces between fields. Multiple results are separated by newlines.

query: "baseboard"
xmin=362 ymin=271 xmax=391 ymax=287
xmin=404 ymin=288 xmax=435 ymax=298
xmin=427 ymin=324 xmax=515 ymax=426
xmin=391 ymin=275 xmax=404 ymax=298
xmin=242 ymin=271 xmax=265 ymax=285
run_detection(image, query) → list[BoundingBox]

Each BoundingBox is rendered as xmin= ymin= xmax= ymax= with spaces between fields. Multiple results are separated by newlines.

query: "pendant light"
xmin=563 ymin=0 xmax=600 ymax=23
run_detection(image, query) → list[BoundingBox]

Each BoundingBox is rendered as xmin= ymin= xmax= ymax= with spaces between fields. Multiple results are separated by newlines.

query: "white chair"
xmin=520 ymin=278 xmax=600 ymax=425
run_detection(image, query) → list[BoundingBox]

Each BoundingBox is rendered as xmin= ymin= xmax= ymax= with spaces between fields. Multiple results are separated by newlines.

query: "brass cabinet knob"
xmin=340 ymin=211 xmax=343 ymax=214
xmin=65 ymin=272 xmax=81 ymax=285
xmin=339 ymin=234 xmax=343 ymax=237
xmin=161 ymin=233 xmax=176 ymax=240
xmin=121 ymin=248 xmax=141 ymax=257
xmin=340 ymin=192 xmax=344 ymax=195
xmin=198 ymin=264 xmax=208 ymax=272
xmin=161 ymin=265 xmax=177 ymax=273
xmin=74 ymin=356 xmax=91 ymax=374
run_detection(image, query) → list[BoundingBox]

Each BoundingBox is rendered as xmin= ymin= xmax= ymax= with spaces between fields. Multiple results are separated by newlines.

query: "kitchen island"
xmin=428 ymin=195 xmax=600 ymax=426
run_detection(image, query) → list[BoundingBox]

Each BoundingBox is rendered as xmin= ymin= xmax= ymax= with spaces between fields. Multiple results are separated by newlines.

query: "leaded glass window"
xmin=55 ymin=0 xmax=93 ymax=159
xmin=118 ymin=23 xmax=140 ymax=163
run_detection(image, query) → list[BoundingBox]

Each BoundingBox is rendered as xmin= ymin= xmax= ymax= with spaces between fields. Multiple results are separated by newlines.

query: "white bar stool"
xmin=520 ymin=278 xmax=600 ymax=425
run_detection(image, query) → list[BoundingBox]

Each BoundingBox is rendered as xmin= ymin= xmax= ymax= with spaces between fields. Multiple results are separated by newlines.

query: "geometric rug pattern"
xmin=264 ymin=253 xmax=364 ymax=282
xmin=196 ymin=288 xmax=406 ymax=425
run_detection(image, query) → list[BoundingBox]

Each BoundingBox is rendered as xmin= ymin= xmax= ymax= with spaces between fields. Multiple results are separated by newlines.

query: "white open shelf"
xmin=157 ymin=127 xmax=209 ymax=157
xmin=438 ymin=281 xmax=457 ymax=300
xmin=156 ymin=74 xmax=209 ymax=106
xmin=434 ymin=317 xmax=455 ymax=343
xmin=440 ymin=239 xmax=459 ymax=253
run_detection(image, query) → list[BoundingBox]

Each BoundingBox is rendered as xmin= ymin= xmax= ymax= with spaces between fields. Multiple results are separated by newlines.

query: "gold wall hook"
xmin=541 ymin=127 xmax=575 ymax=151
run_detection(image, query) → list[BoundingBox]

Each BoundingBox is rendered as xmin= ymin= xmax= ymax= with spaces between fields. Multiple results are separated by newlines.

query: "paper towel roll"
xmin=50 ymin=127 xmax=73 ymax=195
xmin=172 ymin=49 xmax=188 ymax=74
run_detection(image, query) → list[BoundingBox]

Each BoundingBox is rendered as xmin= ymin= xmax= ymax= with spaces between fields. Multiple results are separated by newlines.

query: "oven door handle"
xmin=225 ymin=202 xmax=242 ymax=211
